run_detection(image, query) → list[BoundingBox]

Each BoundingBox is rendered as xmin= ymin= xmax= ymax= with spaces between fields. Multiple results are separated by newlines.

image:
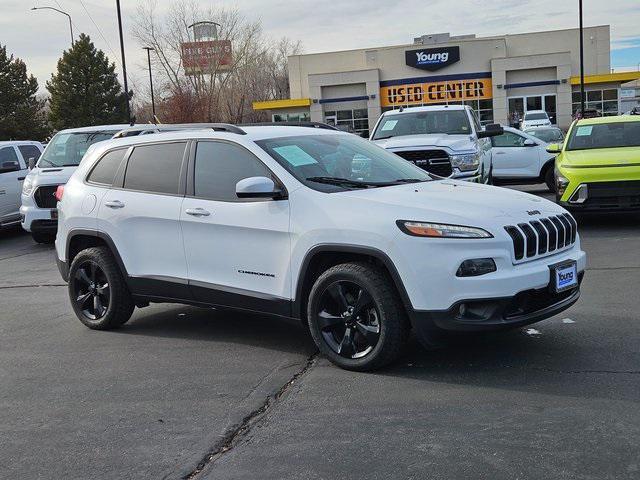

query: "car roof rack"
xmin=207 ymin=123 xmax=247 ymax=135
xmin=240 ymin=121 xmax=339 ymax=131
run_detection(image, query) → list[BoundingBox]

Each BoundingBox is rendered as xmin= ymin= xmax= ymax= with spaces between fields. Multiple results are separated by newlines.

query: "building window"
xmin=324 ymin=109 xmax=369 ymax=136
xmin=508 ymin=95 xmax=557 ymax=126
xmin=272 ymin=112 xmax=311 ymax=122
xmin=572 ymin=89 xmax=619 ymax=116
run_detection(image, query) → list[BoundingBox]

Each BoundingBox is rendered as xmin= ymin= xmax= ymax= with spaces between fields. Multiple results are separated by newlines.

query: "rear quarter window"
xmin=87 ymin=149 xmax=128 ymax=186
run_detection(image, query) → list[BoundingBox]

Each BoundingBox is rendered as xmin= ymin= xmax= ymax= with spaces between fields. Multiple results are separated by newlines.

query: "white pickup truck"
xmin=370 ymin=105 xmax=503 ymax=184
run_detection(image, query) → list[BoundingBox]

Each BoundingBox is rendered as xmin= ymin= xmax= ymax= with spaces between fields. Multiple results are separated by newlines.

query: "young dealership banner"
xmin=380 ymin=78 xmax=492 ymax=107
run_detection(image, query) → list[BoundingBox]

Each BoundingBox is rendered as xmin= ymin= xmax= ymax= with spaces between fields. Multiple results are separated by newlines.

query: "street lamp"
xmin=115 ymin=0 xmax=131 ymax=125
xmin=578 ymin=0 xmax=585 ymax=116
xmin=31 ymin=6 xmax=74 ymax=47
xmin=143 ymin=47 xmax=156 ymax=121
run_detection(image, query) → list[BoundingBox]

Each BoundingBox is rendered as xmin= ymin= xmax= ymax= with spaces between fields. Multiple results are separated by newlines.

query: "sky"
xmin=2 ymin=0 xmax=640 ymax=96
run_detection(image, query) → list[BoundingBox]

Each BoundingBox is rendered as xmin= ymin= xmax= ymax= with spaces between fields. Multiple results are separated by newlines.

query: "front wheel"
xmin=307 ymin=262 xmax=409 ymax=371
xmin=68 ymin=246 xmax=134 ymax=330
xmin=544 ymin=167 xmax=556 ymax=192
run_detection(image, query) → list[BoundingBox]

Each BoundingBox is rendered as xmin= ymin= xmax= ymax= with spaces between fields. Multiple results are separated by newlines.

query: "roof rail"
xmin=209 ymin=123 xmax=247 ymax=135
xmin=240 ymin=121 xmax=339 ymax=131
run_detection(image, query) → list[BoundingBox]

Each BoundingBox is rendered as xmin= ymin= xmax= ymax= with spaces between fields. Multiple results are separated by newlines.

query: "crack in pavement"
xmin=0 ymin=250 xmax=50 ymax=262
xmin=183 ymin=352 xmax=319 ymax=479
xmin=530 ymin=367 xmax=640 ymax=375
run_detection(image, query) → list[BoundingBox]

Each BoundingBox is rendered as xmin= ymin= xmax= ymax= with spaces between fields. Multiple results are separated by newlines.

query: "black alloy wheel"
xmin=72 ymin=260 xmax=110 ymax=321
xmin=315 ymin=280 xmax=381 ymax=359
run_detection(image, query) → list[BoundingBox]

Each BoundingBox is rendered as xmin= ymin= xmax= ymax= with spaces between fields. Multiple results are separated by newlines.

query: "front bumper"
xmin=559 ymin=180 xmax=640 ymax=211
xmin=409 ymin=272 xmax=583 ymax=335
xmin=20 ymin=202 xmax=58 ymax=232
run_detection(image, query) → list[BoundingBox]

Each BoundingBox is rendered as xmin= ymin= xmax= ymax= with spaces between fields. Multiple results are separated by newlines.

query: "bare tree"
xmin=132 ymin=0 xmax=300 ymax=123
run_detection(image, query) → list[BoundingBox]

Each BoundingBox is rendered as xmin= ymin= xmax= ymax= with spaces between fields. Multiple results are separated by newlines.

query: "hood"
xmin=560 ymin=147 xmax=640 ymax=168
xmin=27 ymin=165 xmax=77 ymax=186
xmin=338 ymin=180 xmax=564 ymax=227
xmin=372 ymin=134 xmax=475 ymax=152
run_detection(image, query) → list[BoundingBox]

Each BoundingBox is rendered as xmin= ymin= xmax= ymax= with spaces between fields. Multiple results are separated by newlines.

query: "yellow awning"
xmin=252 ymin=98 xmax=312 ymax=110
xmin=570 ymin=72 xmax=640 ymax=85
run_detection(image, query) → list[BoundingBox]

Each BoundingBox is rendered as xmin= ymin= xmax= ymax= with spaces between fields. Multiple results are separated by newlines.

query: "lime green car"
xmin=547 ymin=116 xmax=640 ymax=210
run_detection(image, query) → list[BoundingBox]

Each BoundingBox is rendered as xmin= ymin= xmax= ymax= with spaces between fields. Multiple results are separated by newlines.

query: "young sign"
xmin=405 ymin=46 xmax=460 ymax=71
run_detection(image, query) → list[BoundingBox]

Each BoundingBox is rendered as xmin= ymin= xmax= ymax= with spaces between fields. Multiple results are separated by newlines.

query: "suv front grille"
xmin=394 ymin=150 xmax=453 ymax=177
xmin=582 ymin=181 xmax=640 ymax=209
xmin=33 ymin=186 xmax=59 ymax=209
xmin=504 ymin=214 xmax=577 ymax=262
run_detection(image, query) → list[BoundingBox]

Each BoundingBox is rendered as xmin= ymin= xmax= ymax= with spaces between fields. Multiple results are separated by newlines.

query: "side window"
xmin=87 ymin=149 xmax=127 ymax=186
xmin=0 ymin=147 xmax=19 ymax=172
xmin=18 ymin=145 xmax=41 ymax=164
xmin=194 ymin=141 xmax=273 ymax=201
xmin=123 ymin=142 xmax=186 ymax=195
xmin=492 ymin=132 xmax=526 ymax=148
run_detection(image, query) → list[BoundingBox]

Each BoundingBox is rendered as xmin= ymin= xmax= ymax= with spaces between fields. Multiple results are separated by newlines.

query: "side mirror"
xmin=28 ymin=157 xmax=36 ymax=170
xmin=523 ymin=138 xmax=537 ymax=147
xmin=546 ymin=143 xmax=562 ymax=154
xmin=236 ymin=176 xmax=285 ymax=200
xmin=0 ymin=161 xmax=20 ymax=173
xmin=477 ymin=123 xmax=504 ymax=138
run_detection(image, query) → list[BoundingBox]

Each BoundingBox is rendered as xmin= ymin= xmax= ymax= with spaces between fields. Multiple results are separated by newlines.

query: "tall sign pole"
xmin=116 ymin=0 xmax=131 ymax=124
xmin=143 ymin=47 xmax=156 ymax=121
xmin=579 ymin=0 xmax=585 ymax=116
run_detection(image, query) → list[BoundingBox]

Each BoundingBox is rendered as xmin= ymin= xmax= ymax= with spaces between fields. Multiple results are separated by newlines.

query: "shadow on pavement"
xmin=115 ymin=304 xmax=317 ymax=357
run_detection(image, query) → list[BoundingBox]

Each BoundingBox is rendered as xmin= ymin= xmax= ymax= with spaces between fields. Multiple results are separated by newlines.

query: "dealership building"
xmin=253 ymin=25 xmax=640 ymax=135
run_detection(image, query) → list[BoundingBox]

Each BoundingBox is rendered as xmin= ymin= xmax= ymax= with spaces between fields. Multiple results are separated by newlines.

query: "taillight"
xmin=55 ymin=185 xmax=65 ymax=201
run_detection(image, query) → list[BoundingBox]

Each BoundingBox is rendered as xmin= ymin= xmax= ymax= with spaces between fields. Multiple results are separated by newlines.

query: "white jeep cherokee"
xmin=55 ymin=125 xmax=586 ymax=371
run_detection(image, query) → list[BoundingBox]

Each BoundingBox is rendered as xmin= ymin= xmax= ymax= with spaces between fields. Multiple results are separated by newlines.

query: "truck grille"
xmin=394 ymin=150 xmax=453 ymax=177
xmin=33 ymin=185 xmax=59 ymax=209
xmin=504 ymin=214 xmax=577 ymax=262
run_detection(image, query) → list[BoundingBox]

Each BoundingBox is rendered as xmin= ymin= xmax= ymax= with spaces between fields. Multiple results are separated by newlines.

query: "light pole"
xmin=143 ymin=47 xmax=156 ymax=121
xmin=31 ymin=6 xmax=74 ymax=47
xmin=115 ymin=0 xmax=131 ymax=124
xmin=579 ymin=0 xmax=585 ymax=117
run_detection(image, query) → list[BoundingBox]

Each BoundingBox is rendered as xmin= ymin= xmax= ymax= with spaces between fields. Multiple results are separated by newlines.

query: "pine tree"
xmin=47 ymin=34 xmax=128 ymax=130
xmin=0 ymin=44 xmax=49 ymax=140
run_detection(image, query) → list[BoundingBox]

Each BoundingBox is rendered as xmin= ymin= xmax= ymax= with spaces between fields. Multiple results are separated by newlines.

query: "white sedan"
xmin=491 ymin=126 xmax=556 ymax=191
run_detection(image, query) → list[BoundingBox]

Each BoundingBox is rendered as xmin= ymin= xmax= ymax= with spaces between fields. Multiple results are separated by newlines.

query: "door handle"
xmin=494 ymin=152 xmax=506 ymax=155
xmin=185 ymin=208 xmax=210 ymax=217
xmin=18 ymin=176 xmax=25 ymax=181
xmin=104 ymin=200 xmax=125 ymax=209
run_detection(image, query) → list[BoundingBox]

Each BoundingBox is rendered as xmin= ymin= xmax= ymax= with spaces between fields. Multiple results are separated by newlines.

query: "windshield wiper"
xmin=373 ymin=135 xmax=394 ymax=140
xmin=392 ymin=178 xmax=426 ymax=184
xmin=306 ymin=176 xmax=375 ymax=188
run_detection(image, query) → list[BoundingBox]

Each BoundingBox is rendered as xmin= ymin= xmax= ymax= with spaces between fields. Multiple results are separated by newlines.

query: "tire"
xmin=32 ymin=232 xmax=55 ymax=244
xmin=486 ymin=166 xmax=494 ymax=186
xmin=307 ymin=262 xmax=409 ymax=371
xmin=544 ymin=166 xmax=555 ymax=192
xmin=68 ymin=246 xmax=134 ymax=330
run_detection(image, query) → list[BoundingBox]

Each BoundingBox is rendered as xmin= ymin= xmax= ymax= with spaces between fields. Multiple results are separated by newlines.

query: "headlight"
xmin=554 ymin=166 xmax=569 ymax=196
xmin=22 ymin=178 xmax=34 ymax=196
xmin=397 ymin=221 xmax=493 ymax=238
xmin=450 ymin=152 xmax=480 ymax=172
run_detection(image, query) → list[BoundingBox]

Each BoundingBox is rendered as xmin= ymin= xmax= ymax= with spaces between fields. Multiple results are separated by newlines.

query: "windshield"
xmin=526 ymin=128 xmax=563 ymax=143
xmin=524 ymin=112 xmax=548 ymax=121
xmin=567 ymin=121 xmax=640 ymax=151
xmin=256 ymin=133 xmax=432 ymax=192
xmin=38 ymin=130 xmax=119 ymax=167
xmin=372 ymin=110 xmax=471 ymax=140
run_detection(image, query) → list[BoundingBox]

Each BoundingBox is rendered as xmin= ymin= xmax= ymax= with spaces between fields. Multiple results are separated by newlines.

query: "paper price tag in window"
xmin=274 ymin=145 xmax=318 ymax=167
xmin=381 ymin=120 xmax=398 ymax=131
xmin=575 ymin=126 xmax=593 ymax=136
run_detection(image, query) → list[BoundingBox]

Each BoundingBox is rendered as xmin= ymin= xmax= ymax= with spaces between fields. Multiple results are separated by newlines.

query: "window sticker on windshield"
xmin=576 ymin=126 xmax=593 ymax=136
xmin=381 ymin=120 xmax=398 ymax=131
xmin=273 ymin=145 xmax=318 ymax=167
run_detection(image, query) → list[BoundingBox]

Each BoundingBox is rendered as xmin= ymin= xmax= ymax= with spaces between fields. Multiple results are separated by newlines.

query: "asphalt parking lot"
xmin=1 ymin=185 xmax=639 ymax=480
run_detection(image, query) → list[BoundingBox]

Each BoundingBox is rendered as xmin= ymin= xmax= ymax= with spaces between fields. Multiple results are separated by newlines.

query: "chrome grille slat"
xmin=504 ymin=213 xmax=578 ymax=263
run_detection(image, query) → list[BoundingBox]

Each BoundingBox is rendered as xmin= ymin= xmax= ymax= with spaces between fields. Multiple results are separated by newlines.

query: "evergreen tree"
xmin=0 ymin=44 xmax=49 ymax=140
xmin=47 ymin=34 xmax=128 ymax=130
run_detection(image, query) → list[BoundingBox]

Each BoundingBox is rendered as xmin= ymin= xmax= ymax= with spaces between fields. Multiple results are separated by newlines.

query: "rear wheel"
xmin=32 ymin=232 xmax=55 ymax=244
xmin=307 ymin=262 xmax=409 ymax=371
xmin=68 ymin=246 xmax=134 ymax=330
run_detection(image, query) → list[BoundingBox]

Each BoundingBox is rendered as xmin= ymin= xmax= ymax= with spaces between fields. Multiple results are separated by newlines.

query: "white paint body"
xmin=56 ymin=127 xmax=586 ymax=312
xmin=491 ymin=127 xmax=555 ymax=180
xmin=0 ymin=141 xmax=43 ymax=227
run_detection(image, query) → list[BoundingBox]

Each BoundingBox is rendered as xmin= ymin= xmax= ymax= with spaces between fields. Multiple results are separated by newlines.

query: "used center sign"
xmin=380 ymin=78 xmax=492 ymax=107
xmin=405 ymin=46 xmax=460 ymax=71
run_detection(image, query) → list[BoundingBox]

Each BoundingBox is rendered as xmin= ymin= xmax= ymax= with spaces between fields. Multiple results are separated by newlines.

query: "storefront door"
xmin=508 ymin=94 xmax=557 ymax=126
